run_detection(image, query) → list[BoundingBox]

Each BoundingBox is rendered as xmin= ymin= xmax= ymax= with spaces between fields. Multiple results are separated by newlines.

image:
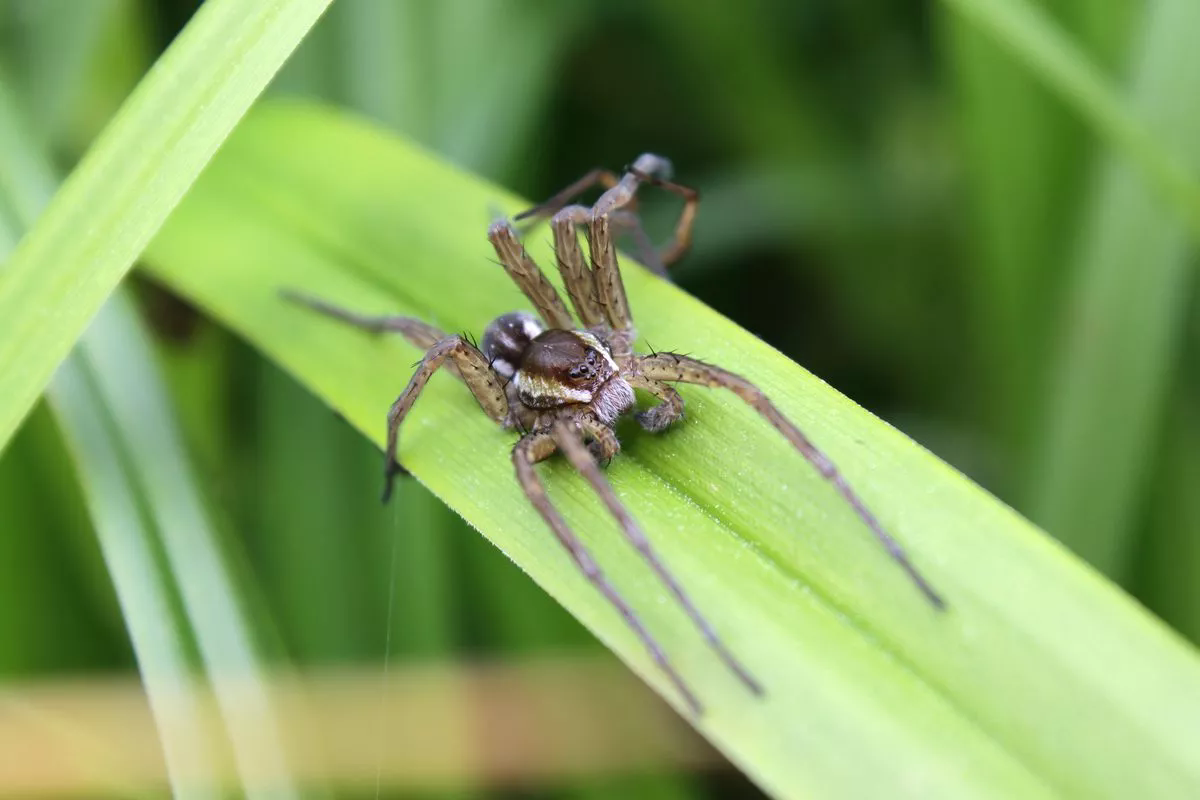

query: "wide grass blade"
xmin=0 ymin=0 xmax=333 ymax=455
xmin=142 ymin=102 xmax=1200 ymax=798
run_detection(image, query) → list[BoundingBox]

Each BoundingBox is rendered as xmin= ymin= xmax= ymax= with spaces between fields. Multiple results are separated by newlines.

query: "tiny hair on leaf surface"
xmin=143 ymin=101 xmax=1200 ymax=800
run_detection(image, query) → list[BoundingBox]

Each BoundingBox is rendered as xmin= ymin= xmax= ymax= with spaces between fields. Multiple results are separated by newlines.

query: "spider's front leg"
xmin=520 ymin=154 xmax=700 ymax=273
xmin=487 ymin=220 xmax=575 ymax=331
xmin=635 ymin=352 xmax=945 ymax=609
xmin=382 ymin=334 xmax=508 ymax=501
xmin=592 ymin=153 xmax=700 ymax=269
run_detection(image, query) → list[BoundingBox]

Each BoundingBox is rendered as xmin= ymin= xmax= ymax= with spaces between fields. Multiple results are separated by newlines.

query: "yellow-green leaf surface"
xmin=144 ymin=103 xmax=1200 ymax=799
xmin=0 ymin=0 xmax=332 ymax=455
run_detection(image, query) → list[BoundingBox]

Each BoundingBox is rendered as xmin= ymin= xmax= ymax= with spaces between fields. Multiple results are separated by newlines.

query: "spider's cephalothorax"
xmin=284 ymin=153 xmax=943 ymax=714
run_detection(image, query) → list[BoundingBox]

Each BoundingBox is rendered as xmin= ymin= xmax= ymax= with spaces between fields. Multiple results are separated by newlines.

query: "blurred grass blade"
xmin=939 ymin=0 xmax=1200 ymax=238
xmin=0 ymin=76 xmax=218 ymax=800
xmin=50 ymin=328 xmax=223 ymax=800
xmin=1029 ymin=1 xmax=1200 ymax=576
xmin=143 ymin=103 xmax=1200 ymax=798
xmin=0 ymin=78 xmax=298 ymax=798
xmin=79 ymin=293 xmax=301 ymax=798
xmin=0 ymin=0 xmax=333 ymax=455
xmin=1134 ymin=389 xmax=1200 ymax=643
xmin=0 ymin=0 xmax=124 ymax=145
xmin=940 ymin=3 xmax=1088 ymax=467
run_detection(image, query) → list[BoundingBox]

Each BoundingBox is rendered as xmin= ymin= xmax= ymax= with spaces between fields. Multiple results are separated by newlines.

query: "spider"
xmin=284 ymin=154 xmax=944 ymax=714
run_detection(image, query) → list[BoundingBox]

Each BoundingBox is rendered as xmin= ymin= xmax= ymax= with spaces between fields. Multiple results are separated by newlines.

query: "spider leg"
xmin=282 ymin=289 xmax=471 ymax=384
xmin=487 ymin=220 xmax=575 ymax=330
xmin=587 ymin=211 xmax=635 ymax=335
xmin=512 ymin=430 xmax=703 ymax=714
xmin=635 ymin=353 xmax=945 ymax=609
xmin=518 ymin=155 xmax=698 ymax=273
xmin=609 ymin=209 xmax=668 ymax=278
xmin=578 ymin=414 xmax=620 ymax=465
xmin=621 ymin=162 xmax=699 ymax=268
xmin=549 ymin=206 xmax=607 ymax=327
xmin=383 ymin=335 xmax=508 ymax=501
xmin=626 ymin=375 xmax=685 ymax=432
xmin=513 ymin=167 xmax=621 ymax=223
xmin=555 ymin=419 xmax=764 ymax=697
xmin=281 ymin=289 xmax=446 ymax=349
xmin=592 ymin=153 xmax=699 ymax=269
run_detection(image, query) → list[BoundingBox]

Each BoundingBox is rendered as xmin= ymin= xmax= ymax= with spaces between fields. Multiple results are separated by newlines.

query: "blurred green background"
xmin=1 ymin=0 xmax=1197 ymax=796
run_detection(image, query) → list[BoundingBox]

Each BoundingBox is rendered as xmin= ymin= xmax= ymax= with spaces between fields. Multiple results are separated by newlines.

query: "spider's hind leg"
xmin=635 ymin=352 xmax=945 ymax=609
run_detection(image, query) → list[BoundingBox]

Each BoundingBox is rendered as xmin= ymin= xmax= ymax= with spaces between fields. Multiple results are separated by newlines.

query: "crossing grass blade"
xmin=0 ymin=0 xmax=333 ymax=455
xmin=142 ymin=102 xmax=1200 ymax=799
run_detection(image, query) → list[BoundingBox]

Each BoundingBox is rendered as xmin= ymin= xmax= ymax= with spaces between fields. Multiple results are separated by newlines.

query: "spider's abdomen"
xmin=482 ymin=311 xmax=544 ymax=378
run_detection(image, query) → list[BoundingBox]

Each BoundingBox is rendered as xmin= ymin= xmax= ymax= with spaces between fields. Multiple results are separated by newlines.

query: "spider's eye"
xmin=568 ymin=363 xmax=589 ymax=379
xmin=585 ymin=349 xmax=598 ymax=365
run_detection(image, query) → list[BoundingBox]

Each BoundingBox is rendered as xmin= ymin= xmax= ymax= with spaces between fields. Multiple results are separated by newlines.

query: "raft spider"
xmin=284 ymin=154 xmax=943 ymax=714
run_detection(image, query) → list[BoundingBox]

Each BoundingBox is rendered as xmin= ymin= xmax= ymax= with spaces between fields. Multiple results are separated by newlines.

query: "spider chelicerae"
xmin=284 ymin=154 xmax=944 ymax=714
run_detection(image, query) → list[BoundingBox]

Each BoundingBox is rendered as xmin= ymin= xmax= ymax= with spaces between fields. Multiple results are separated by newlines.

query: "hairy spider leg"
xmin=625 ymin=375 xmax=685 ymax=432
xmin=517 ymin=154 xmax=700 ymax=272
xmin=281 ymin=289 xmax=446 ymax=348
xmin=615 ymin=161 xmax=700 ymax=268
xmin=487 ymin=220 xmax=575 ymax=331
xmin=382 ymin=335 xmax=509 ymax=502
xmin=578 ymin=413 xmax=620 ymax=466
xmin=635 ymin=352 xmax=946 ymax=609
xmin=549 ymin=206 xmax=607 ymax=328
xmin=590 ymin=153 xmax=699 ymax=269
xmin=586 ymin=213 xmax=635 ymax=337
xmin=513 ymin=167 xmax=621 ymax=223
xmin=512 ymin=430 xmax=703 ymax=714
xmin=556 ymin=419 xmax=764 ymax=697
xmin=281 ymin=290 xmax=472 ymax=385
xmin=606 ymin=209 xmax=669 ymax=278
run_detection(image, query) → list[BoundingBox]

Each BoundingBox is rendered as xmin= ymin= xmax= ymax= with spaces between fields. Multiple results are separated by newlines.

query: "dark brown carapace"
xmin=284 ymin=154 xmax=943 ymax=714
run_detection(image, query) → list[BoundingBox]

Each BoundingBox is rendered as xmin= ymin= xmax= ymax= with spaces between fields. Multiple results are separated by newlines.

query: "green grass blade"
xmin=940 ymin=3 xmax=1089 ymax=465
xmin=77 ymin=293 xmax=302 ymax=799
xmin=0 ymin=77 xmax=217 ymax=800
xmin=143 ymin=102 xmax=1200 ymax=798
xmin=939 ymin=0 xmax=1200 ymax=238
xmin=0 ymin=0 xmax=333 ymax=455
xmin=1029 ymin=1 xmax=1200 ymax=575
xmin=1134 ymin=389 xmax=1200 ymax=644
xmin=50 ymin=335 xmax=221 ymax=800
xmin=0 ymin=78 xmax=297 ymax=798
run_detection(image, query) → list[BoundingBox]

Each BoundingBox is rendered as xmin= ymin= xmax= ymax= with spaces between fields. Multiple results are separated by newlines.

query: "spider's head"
xmin=512 ymin=329 xmax=621 ymax=410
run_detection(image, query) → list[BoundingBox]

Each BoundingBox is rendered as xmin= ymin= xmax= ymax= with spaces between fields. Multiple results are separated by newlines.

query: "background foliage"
xmin=1 ymin=0 xmax=1198 ymax=797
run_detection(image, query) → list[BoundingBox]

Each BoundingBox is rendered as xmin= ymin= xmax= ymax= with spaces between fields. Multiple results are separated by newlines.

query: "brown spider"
xmin=284 ymin=154 xmax=943 ymax=714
